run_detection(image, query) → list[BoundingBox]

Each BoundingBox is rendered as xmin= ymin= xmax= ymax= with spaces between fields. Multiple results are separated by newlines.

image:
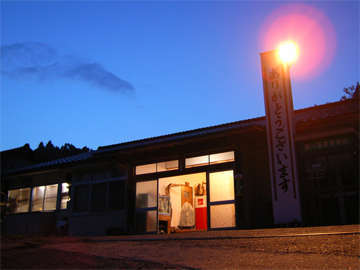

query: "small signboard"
xmin=260 ymin=50 xmax=302 ymax=224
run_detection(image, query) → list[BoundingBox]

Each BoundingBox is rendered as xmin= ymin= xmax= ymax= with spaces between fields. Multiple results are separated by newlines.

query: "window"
xmin=185 ymin=151 xmax=235 ymax=168
xmin=44 ymin=184 xmax=58 ymax=211
xmin=109 ymin=181 xmax=125 ymax=210
xmin=8 ymin=188 xmax=31 ymax=214
xmin=185 ymin=155 xmax=208 ymax=168
xmin=209 ymin=170 xmax=236 ymax=229
xmin=304 ymin=137 xmax=352 ymax=152
xmin=209 ymin=170 xmax=235 ymax=202
xmin=136 ymin=163 xmax=157 ymax=175
xmin=210 ymin=204 xmax=236 ymax=228
xmin=60 ymin=183 xmax=70 ymax=209
xmin=111 ymin=167 xmax=127 ymax=178
xmin=32 ymin=186 xmax=45 ymax=211
xmin=157 ymin=160 xmax=179 ymax=172
xmin=135 ymin=160 xmax=179 ymax=175
xmin=136 ymin=181 xmax=157 ymax=208
xmin=73 ymin=185 xmax=89 ymax=212
xmin=210 ymin=151 xmax=235 ymax=165
xmin=91 ymin=183 xmax=107 ymax=211
xmin=136 ymin=180 xmax=157 ymax=232
xmin=31 ymin=184 xmax=58 ymax=212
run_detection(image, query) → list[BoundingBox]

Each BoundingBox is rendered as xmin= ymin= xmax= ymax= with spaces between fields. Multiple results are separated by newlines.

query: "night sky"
xmin=1 ymin=1 xmax=358 ymax=151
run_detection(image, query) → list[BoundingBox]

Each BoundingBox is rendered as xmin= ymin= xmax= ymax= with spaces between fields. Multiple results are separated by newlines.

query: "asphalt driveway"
xmin=2 ymin=225 xmax=359 ymax=269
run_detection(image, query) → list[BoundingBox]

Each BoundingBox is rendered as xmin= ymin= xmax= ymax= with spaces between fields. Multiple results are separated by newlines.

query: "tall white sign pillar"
xmin=260 ymin=50 xmax=302 ymax=224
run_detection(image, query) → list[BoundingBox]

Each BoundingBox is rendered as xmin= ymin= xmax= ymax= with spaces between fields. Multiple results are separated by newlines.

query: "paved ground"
xmin=2 ymin=225 xmax=359 ymax=269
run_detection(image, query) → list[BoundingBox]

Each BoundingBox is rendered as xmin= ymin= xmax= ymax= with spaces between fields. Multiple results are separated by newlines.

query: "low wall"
xmin=69 ymin=211 xmax=128 ymax=236
xmin=4 ymin=212 xmax=57 ymax=234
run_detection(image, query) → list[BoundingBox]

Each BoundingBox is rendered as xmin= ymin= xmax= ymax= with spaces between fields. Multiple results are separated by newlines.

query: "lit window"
xmin=32 ymin=186 xmax=45 ymax=211
xmin=185 ymin=151 xmax=235 ymax=168
xmin=209 ymin=170 xmax=236 ymax=229
xmin=136 ymin=180 xmax=157 ymax=208
xmin=209 ymin=151 xmax=235 ymax=165
xmin=60 ymin=183 xmax=70 ymax=210
xmin=44 ymin=184 xmax=58 ymax=211
xmin=209 ymin=170 xmax=235 ymax=202
xmin=31 ymin=184 xmax=58 ymax=212
xmin=185 ymin=155 xmax=209 ymax=168
xmin=210 ymin=204 xmax=236 ymax=228
xmin=136 ymin=163 xmax=157 ymax=175
xmin=8 ymin=188 xmax=31 ymax=214
xmin=157 ymin=160 xmax=178 ymax=172
xmin=135 ymin=160 xmax=179 ymax=175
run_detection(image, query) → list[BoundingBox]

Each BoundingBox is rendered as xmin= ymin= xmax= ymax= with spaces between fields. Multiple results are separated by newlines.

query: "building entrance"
xmin=135 ymin=170 xmax=236 ymax=233
xmin=158 ymin=172 xmax=207 ymax=233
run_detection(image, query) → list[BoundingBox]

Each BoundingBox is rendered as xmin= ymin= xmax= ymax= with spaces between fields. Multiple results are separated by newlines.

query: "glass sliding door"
xmin=135 ymin=180 xmax=158 ymax=232
xmin=209 ymin=170 xmax=236 ymax=229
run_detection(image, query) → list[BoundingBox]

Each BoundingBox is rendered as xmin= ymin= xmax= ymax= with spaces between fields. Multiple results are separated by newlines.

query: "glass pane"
xmin=7 ymin=190 xmax=18 ymax=213
xmin=17 ymin=188 xmax=31 ymax=213
xmin=185 ymin=155 xmax=209 ymax=168
xmin=146 ymin=210 xmax=157 ymax=232
xmin=61 ymin=195 xmax=70 ymax=210
xmin=32 ymin=186 xmax=45 ymax=211
xmin=62 ymin=183 xmax=69 ymax=193
xmin=210 ymin=151 xmax=235 ymax=165
xmin=210 ymin=170 xmax=234 ymax=202
xmin=61 ymin=183 xmax=70 ymax=210
xmin=44 ymin=184 xmax=58 ymax=211
xmin=157 ymin=160 xmax=179 ymax=172
xmin=8 ymin=188 xmax=30 ymax=214
xmin=91 ymin=183 xmax=107 ymax=211
xmin=136 ymin=210 xmax=157 ymax=232
xmin=136 ymin=180 xmax=157 ymax=208
xmin=74 ymin=185 xmax=89 ymax=212
xmin=109 ymin=181 xmax=125 ymax=210
xmin=136 ymin=163 xmax=157 ymax=175
xmin=210 ymin=204 xmax=235 ymax=228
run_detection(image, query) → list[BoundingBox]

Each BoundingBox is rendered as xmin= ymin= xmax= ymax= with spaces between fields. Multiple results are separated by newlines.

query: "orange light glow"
xmin=259 ymin=4 xmax=336 ymax=80
xmin=278 ymin=41 xmax=299 ymax=64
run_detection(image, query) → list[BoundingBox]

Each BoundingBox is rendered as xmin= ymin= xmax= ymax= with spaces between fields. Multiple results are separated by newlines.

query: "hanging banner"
xmin=260 ymin=50 xmax=302 ymax=224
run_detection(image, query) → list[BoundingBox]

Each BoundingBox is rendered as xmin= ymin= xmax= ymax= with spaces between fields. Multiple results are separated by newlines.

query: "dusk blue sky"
xmin=1 ymin=1 xmax=358 ymax=151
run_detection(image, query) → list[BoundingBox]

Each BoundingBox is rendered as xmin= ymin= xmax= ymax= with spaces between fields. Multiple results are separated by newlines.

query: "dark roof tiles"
xmin=5 ymin=99 xmax=358 ymax=175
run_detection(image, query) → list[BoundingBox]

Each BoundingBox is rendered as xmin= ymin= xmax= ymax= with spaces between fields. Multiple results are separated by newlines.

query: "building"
xmin=1 ymin=99 xmax=358 ymax=235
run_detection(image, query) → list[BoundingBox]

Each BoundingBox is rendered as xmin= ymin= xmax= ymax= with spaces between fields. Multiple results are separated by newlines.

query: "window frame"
xmin=185 ymin=151 xmax=235 ymax=169
xmin=135 ymin=160 xmax=179 ymax=176
xmin=7 ymin=187 xmax=31 ymax=214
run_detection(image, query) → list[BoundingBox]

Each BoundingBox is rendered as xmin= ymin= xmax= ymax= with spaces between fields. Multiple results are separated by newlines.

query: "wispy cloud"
xmin=0 ymin=42 xmax=134 ymax=93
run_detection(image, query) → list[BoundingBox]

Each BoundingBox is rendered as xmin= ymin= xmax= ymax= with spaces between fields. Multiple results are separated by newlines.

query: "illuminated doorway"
xmin=158 ymin=172 xmax=207 ymax=233
xmin=135 ymin=170 xmax=236 ymax=233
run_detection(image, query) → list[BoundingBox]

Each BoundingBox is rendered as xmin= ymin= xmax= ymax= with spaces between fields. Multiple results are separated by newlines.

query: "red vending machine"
xmin=195 ymin=195 xmax=207 ymax=230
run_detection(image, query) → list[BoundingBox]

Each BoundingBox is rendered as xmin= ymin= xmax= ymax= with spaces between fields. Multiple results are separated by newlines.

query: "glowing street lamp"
xmin=260 ymin=42 xmax=302 ymax=225
xmin=277 ymin=41 xmax=299 ymax=65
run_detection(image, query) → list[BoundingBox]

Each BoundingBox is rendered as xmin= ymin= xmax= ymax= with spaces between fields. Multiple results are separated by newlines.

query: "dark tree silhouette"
xmin=341 ymin=82 xmax=359 ymax=100
xmin=33 ymin=141 xmax=91 ymax=163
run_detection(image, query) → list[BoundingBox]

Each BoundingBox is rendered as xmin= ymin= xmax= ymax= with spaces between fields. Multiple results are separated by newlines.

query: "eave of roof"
xmin=4 ymin=151 xmax=94 ymax=176
xmin=4 ymin=99 xmax=358 ymax=176
xmin=96 ymin=99 xmax=358 ymax=154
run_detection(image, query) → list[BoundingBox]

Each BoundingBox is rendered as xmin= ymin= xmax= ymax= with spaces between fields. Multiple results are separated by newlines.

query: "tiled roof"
xmin=97 ymin=99 xmax=358 ymax=154
xmin=4 ymin=151 xmax=93 ymax=175
xmin=5 ymin=99 xmax=358 ymax=175
xmin=95 ymin=117 xmax=265 ymax=154
xmin=294 ymin=99 xmax=358 ymax=123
